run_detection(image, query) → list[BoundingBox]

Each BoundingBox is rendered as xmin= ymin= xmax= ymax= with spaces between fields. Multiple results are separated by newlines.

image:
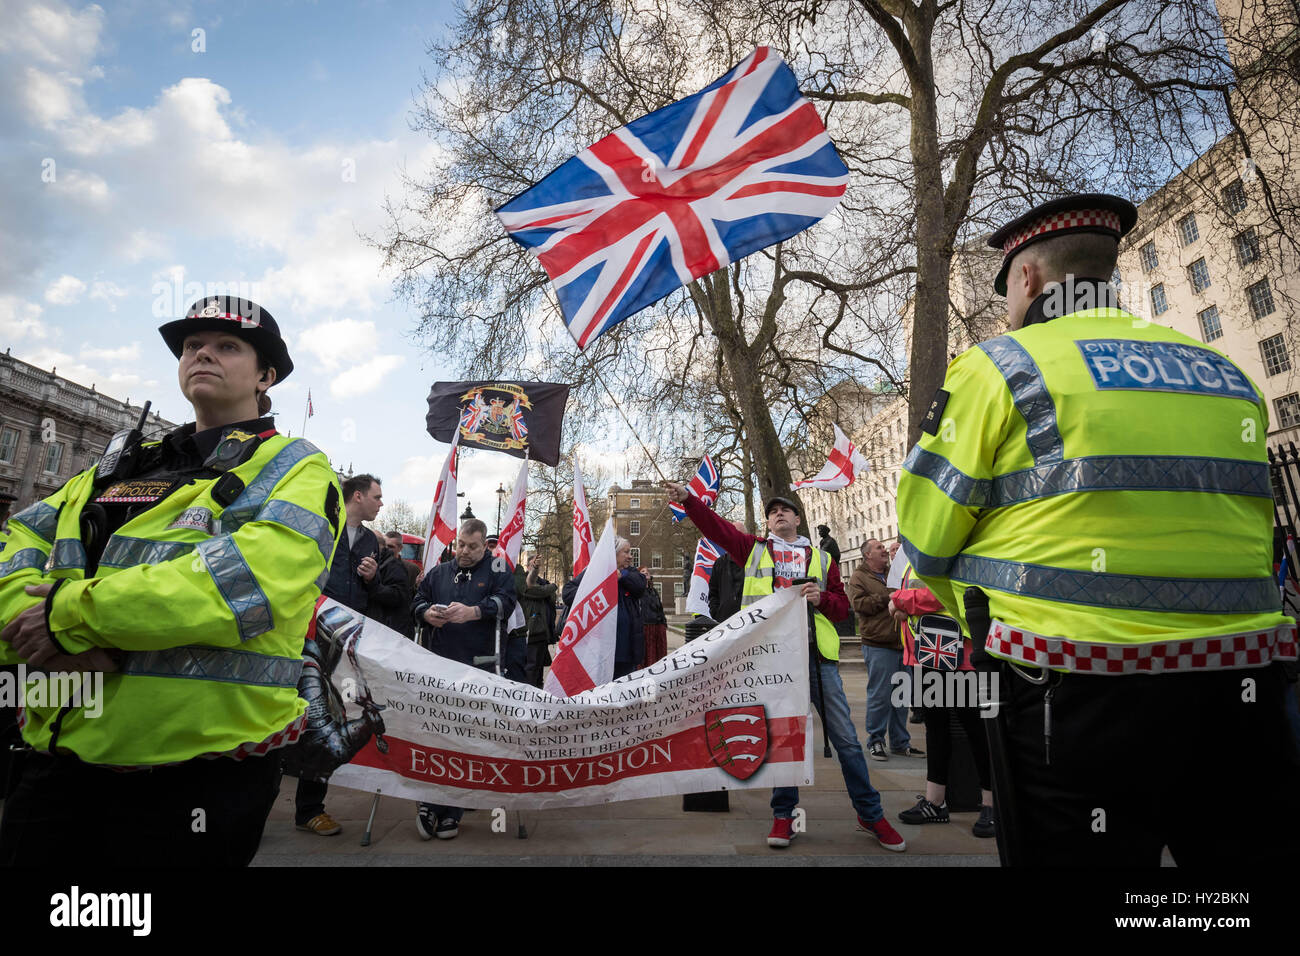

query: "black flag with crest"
xmin=425 ymin=380 xmax=570 ymax=466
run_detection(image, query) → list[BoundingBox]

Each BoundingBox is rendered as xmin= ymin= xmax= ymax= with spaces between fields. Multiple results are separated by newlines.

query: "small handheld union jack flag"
xmin=670 ymin=454 xmax=720 ymax=522
xmin=496 ymin=47 xmax=849 ymax=349
xmin=915 ymin=616 xmax=963 ymax=671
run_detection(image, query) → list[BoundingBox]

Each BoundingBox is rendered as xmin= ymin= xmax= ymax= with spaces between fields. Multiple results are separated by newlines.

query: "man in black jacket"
xmin=513 ymin=553 xmax=557 ymax=688
xmin=371 ymin=541 xmax=414 ymax=637
xmin=295 ymin=472 xmax=384 ymax=838
xmin=410 ymin=518 xmax=516 ymax=840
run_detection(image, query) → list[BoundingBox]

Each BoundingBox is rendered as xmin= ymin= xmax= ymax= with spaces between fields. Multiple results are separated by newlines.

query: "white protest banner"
xmin=886 ymin=545 xmax=908 ymax=589
xmin=546 ymin=518 xmax=619 ymax=696
xmin=326 ymin=588 xmax=813 ymax=809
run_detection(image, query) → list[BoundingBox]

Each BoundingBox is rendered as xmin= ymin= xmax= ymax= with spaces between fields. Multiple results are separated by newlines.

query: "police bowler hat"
xmin=988 ymin=193 xmax=1137 ymax=296
xmin=159 ymin=296 xmax=294 ymax=382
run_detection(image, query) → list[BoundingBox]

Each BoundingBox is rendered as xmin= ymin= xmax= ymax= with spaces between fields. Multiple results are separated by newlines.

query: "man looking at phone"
xmin=663 ymin=483 xmax=906 ymax=853
xmin=410 ymin=517 xmax=516 ymax=840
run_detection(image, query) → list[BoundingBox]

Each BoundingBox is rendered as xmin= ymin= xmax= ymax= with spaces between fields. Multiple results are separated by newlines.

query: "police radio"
xmin=95 ymin=401 xmax=151 ymax=487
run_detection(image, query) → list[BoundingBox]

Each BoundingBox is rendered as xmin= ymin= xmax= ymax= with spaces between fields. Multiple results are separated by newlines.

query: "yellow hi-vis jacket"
xmin=896 ymin=306 xmax=1297 ymax=674
xmin=740 ymin=544 xmax=839 ymax=661
xmin=0 ymin=433 xmax=341 ymax=764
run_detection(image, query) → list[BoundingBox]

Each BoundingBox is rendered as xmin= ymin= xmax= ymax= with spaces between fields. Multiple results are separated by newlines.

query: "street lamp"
xmin=460 ymin=501 xmax=475 ymax=521
xmin=495 ymin=482 xmax=507 ymax=535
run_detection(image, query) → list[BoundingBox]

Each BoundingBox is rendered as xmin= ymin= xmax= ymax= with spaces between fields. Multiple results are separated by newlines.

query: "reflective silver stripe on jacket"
xmin=0 ymin=548 xmax=48 ymax=577
xmin=258 ymin=498 xmax=335 ymax=563
xmin=904 ymin=445 xmax=1269 ymax=509
xmin=220 ymin=439 xmax=323 ymax=532
xmin=978 ymin=335 xmax=1064 ymax=464
xmin=49 ymin=538 xmax=87 ymax=572
xmin=903 ymin=446 xmax=993 ymax=508
xmin=992 ymin=455 xmax=1271 ymax=507
xmin=951 ymin=553 xmax=1281 ymax=615
xmin=99 ymin=536 xmax=195 ymax=569
xmin=121 ymin=644 xmax=303 ymax=687
xmin=899 ymin=536 xmax=952 ymax=578
xmin=11 ymin=502 xmax=58 ymax=542
xmin=196 ymin=536 xmax=274 ymax=640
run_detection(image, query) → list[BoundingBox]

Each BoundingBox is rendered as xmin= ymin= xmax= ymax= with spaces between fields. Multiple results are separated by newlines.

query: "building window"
xmin=1223 ymin=179 xmax=1247 ymax=215
xmin=630 ymin=547 xmax=640 ymax=565
xmin=0 ymin=427 xmax=18 ymax=464
xmin=1188 ymin=258 xmax=1211 ymax=293
xmin=673 ymin=582 xmax=684 ymax=598
xmin=1139 ymin=241 xmax=1158 ymax=272
xmin=651 ymin=553 xmax=662 ymax=569
xmin=42 ymin=442 xmax=64 ymax=476
xmin=675 ymin=552 xmax=685 ymax=569
xmin=1234 ymin=227 xmax=1261 ymax=267
xmin=1276 ymin=393 xmax=1300 ymax=429
xmin=629 ymin=519 xmax=640 ymax=535
xmin=630 ymin=497 xmax=640 ymax=509
xmin=1198 ymin=306 xmax=1222 ymax=342
xmin=1248 ymin=279 xmax=1275 ymax=319
xmin=1260 ymin=334 xmax=1290 ymax=377
xmin=1177 ymin=213 xmax=1199 ymax=245
xmin=1150 ymin=284 xmax=1168 ymax=316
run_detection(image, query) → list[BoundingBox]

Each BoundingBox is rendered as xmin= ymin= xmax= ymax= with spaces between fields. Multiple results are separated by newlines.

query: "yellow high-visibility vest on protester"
xmin=0 ymin=432 xmax=339 ymax=765
xmin=740 ymin=544 xmax=839 ymax=661
xmin=897 ymin=307 xmax=1296 ymax=672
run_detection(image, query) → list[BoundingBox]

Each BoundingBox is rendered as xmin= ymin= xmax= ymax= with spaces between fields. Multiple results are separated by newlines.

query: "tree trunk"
xmin=903 ymin=4 xmax=952 ymax=448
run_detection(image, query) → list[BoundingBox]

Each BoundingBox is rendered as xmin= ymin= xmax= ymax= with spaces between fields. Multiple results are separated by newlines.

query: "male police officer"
xmin=0 ymin=296 xmax=341 ymax=866
xmin=896 ymin=194 xmax=1299 ymax=866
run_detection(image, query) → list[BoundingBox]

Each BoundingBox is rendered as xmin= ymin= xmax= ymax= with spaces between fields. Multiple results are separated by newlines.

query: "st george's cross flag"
xmin=790 ymin=423 xmax=869 ymax=492
xmin=493 ymin=456 xmax=530 ymax=631
xmin=669 ymin=454 xmax=720 ymax=523
xmin=422 ymin=429 xmax=461 ymax=573
xmin=496 ymin=47 xmax=849 ymax=349
xmin=546 ymin=520 xmax=620 ymax=697
xmin=572 ymin=463 xmax=595 ymax=577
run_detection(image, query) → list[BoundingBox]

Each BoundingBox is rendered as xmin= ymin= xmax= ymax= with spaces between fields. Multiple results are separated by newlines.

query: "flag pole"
xmin=576 ymin=348 xmax=670 ymax=482
xmin=301 ymin=393 xmax=310 ymax=438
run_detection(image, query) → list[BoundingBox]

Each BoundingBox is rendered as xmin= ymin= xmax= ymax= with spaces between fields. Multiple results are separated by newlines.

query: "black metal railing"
xmin=1268 ymin=442 xmax=1300 ymax=598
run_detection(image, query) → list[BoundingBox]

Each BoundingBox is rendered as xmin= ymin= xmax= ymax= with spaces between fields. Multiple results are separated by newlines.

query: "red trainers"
xmin=859 ymin=815 xmax=907 ymax=852
xmin=767 ymin=817 xmax=795 ymax=848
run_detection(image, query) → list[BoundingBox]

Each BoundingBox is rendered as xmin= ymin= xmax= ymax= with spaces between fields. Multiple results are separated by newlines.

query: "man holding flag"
xmin=665 ymin=482 xmax=906 ymax=852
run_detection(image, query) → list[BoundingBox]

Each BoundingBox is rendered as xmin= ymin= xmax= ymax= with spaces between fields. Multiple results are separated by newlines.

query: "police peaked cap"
xmin=988 ymin=193 xmax=1138 ymax=296
xmin=159 ymin=296 xmax=294 ymax=382
xmin=764 ymin=496 xmax=801 ymax=518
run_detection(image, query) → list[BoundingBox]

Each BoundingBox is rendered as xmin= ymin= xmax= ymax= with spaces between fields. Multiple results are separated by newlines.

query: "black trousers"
xmin=295 ymin=776 xmax=328 ymax=825
xmin=524 ymin=641 xmax=552 ymax=689
xmin=0 ymin=750 xmax=282 ymax=866
xmin=992 ymin=661 xmax=1300 ymax=866
xmin=923 ymin=703 xmax=991 ymax=791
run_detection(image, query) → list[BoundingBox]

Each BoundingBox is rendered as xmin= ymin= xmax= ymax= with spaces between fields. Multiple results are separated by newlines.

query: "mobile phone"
xmin=432 ymin=604 xmax=449 ymax=612
xmin=791 ymin=576 xmax=816 ymax=585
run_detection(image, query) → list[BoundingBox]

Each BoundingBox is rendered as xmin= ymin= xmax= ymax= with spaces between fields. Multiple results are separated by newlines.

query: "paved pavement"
xmin=255 ymin=622 xmax=1000 ymax=866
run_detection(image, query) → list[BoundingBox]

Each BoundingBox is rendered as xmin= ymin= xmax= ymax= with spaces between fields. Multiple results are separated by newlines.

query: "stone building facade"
xmin=0 ymin=350 xmax=179 ymax=510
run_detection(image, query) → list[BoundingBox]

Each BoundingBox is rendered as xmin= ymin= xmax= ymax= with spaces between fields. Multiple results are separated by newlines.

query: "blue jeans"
xmin=861 ymin=645 xmax=910 ymax=751
xmin=772 ymin=659 xmax=885 ymax=823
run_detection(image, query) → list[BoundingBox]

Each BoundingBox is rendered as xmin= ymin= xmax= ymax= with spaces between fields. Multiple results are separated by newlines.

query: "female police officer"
xmin=0 ymin=296 xmax=342 ymax=866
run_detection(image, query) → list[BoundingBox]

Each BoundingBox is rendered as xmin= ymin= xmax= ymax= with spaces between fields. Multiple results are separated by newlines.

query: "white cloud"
xmin=121 ymin=230 xmax=169 ymax=263
xmin=44 ymin=273 xmax=86 ymax=304
xmin=49 ymin=168 xmax=109 ymax=204
xmin=80 ymin=342 xmax=141 ymax=363
xmin=0 ymin=1 xmax=105 ymax=68
xmin=15 ymin=345 xmax=157 ymax=395
xmin=295 ymin=318 xmax=383 ymax=372
xmin=0 ymin=295 xmax=47 ymax=341
xmin=330 ymin=354 xmax=406 ymax=398
xmin=88 ymin=279 xmax=128 ymax=308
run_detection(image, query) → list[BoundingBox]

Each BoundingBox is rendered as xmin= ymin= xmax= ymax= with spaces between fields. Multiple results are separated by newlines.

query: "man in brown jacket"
xmin=848 ymin=539 xmax=922 ymax=761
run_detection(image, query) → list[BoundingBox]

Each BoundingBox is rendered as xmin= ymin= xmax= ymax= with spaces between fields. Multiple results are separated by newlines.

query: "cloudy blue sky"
xmin=0 ymin=0 xmax=569 ymax=527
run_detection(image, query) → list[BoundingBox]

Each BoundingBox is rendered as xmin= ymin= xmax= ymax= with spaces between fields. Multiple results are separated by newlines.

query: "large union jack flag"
xmin=496 ymin=47 xmax=849 ymax=349
xmin=670 ymin=453 xmax=720 ymax=522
